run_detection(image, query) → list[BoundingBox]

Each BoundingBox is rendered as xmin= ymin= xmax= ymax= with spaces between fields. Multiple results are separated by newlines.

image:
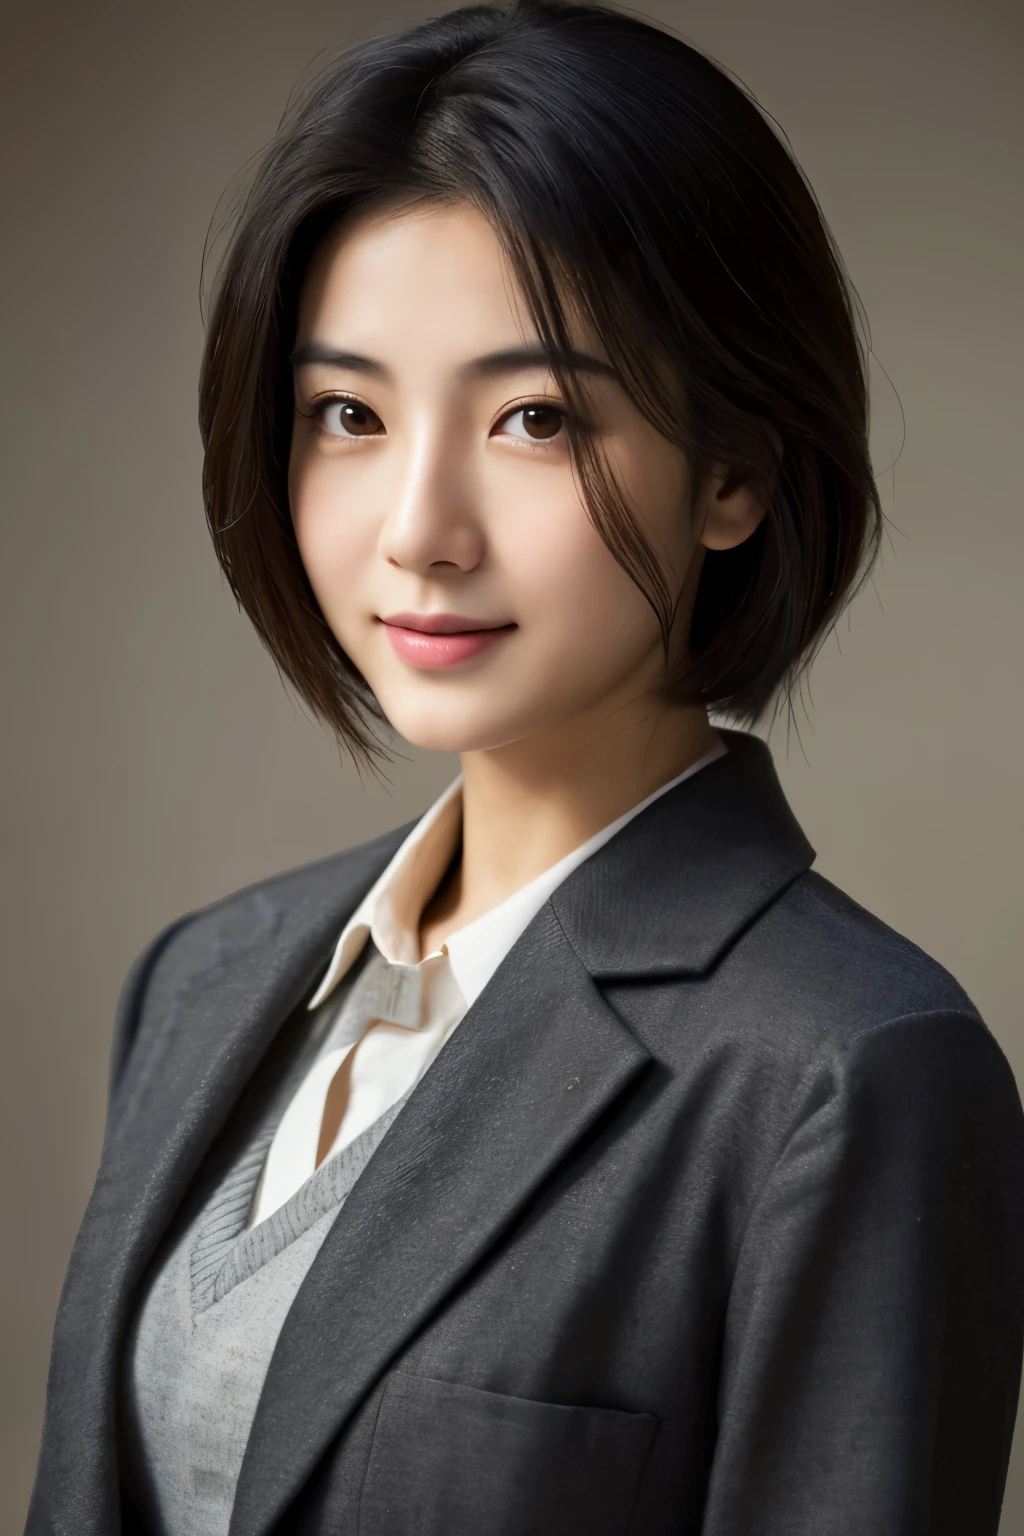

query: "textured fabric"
xmin=122 ymin=1055 xmax=408 ymax=1536
xmin=359 ymin=1373 xmax=658 ymax=1536
xmin=255 ymin=737 xmax=727 ymax=1224
xmin=205 ymin=1094 xmax=410 ymax=1310
xmin=27 ymin=730 xmax=1024 ymax=1536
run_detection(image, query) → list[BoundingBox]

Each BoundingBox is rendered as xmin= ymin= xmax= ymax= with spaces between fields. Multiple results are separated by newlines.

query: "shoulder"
xmin=148 ymin=820 xmax=410 ymax=978
xmin=743 ymin=868 xmax=976 ymax=1021
xmin=776 ymin=870 xmax=1020 ymax=1114
xmin=631 ymin=867 xmax=1023 ymax=1206
xmin=633 ymin=865 xmax=1009 ymax=1093
xmin=106 ymin=819 xmax=412 ymax=1100
xmin=728 ymin=870 xmax=1021 ymax=1124
xmin=738 ymin=878 xmax=1024 ymax=1214
xmin=755 ymin=867 xmax=979 ymax=1024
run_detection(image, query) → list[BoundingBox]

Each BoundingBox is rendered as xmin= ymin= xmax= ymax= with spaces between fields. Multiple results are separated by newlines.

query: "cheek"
xmin=496 ymin=491 xmax=659 ymax=664
xmin=289 ymin=452 xmax=375 ymax=627
xmin=507 ymin=429 xmax=690 ymax=660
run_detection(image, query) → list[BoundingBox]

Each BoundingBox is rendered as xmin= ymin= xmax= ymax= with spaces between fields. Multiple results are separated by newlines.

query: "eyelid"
xmin=308 ymin=389 xmax=376 ymax=413
xmin=307 ymin=391 xmax=386 ymax=437
xmin=492 ymin=396 xmax=574 ymax=433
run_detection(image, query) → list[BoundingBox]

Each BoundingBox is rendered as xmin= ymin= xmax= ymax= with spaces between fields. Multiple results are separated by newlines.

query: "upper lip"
xmin=379 ymin=612 xmax=514 ymax=634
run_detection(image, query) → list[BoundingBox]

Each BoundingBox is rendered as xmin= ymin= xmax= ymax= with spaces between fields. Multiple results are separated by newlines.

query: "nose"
xmin=377 ymin=418 xmax=485 ymax=575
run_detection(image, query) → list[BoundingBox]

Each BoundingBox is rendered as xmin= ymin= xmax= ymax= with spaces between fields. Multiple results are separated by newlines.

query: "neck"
xmin=418 ymin=688 xmax=716 ymax=953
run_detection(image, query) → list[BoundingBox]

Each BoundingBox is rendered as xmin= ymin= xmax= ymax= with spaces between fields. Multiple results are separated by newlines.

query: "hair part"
xmin=199 ymin=0 xmax=882 ymax=764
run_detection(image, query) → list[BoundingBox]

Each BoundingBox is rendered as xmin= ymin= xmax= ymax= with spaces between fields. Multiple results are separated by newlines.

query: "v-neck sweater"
xmin=120 ymin=954 xmax=409 ymax=1536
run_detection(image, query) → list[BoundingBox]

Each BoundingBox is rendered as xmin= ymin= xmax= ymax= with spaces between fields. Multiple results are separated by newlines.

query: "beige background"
xmin=2 ymin=0 xmax=1021 ymax=1527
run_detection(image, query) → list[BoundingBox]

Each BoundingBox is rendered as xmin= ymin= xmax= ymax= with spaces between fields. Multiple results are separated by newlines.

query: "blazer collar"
xmin=227 ymin=728 xmax=814 ymax=1536
xmin=552 ymin=727 xmax=815 ymax=979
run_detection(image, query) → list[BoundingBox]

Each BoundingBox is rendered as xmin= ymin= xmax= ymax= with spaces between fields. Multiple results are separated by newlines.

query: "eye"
xmin=497 ymin=402 xmax=566 ymax=443
xmin=315 ymin=396 xmax=385 ymax=439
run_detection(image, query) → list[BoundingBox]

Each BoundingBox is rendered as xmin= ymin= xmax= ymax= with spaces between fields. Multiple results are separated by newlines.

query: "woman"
xmin=29 ymin=3 xmax=1024 ymax=1533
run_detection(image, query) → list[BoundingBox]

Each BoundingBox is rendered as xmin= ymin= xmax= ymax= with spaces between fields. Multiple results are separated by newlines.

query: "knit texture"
xmin=120 ymin=955 xmax=408 ymax=1536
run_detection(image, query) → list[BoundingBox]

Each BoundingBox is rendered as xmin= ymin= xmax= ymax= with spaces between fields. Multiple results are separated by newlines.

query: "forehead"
xmin=295 ymin=201 xmax=536 ymax=357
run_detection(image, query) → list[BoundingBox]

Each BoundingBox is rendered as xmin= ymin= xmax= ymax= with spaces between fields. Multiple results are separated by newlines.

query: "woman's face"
xmin=288 ymin=201 xmax=713 ymax=755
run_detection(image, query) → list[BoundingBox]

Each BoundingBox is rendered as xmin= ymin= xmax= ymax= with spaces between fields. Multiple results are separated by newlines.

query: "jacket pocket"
xmin=359 ymin=1371 xmax=657 ymax=1536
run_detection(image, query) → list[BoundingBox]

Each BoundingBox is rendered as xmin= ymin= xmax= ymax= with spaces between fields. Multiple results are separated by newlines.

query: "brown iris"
xmin=338 ymin=401 xmax=383 ymax=435
xmin=520 ymin=404 xmax=562 ymax=440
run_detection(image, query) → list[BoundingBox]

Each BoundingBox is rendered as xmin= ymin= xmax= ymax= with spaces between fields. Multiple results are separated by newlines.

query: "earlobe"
xmin=697 ymin=470 xmax=771 ymax=552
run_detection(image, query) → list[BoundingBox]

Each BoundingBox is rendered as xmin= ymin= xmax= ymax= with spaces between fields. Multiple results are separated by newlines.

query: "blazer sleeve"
xmin=701 ymin=1008 xmax=1024 ymax=1536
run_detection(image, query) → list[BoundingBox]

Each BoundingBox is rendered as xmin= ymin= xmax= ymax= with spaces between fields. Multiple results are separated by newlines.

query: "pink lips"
xmin=380 ymin=612 xmax=516 ymax=670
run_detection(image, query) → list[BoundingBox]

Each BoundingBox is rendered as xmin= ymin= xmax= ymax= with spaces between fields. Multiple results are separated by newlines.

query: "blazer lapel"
xmin=230 ymin=903 xmax=652 ymax=1536
xmin=554 ymin=728 xmax=816 ymax=979
xmin=231 ymin=729 xmax=815 ymax=1536
xmin=33 ymin=827 xmax=408 ymax=1536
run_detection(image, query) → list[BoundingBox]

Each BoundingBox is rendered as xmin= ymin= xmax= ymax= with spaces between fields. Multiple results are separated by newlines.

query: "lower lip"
xmin=382 ymin=623 xmax=515 ymax=669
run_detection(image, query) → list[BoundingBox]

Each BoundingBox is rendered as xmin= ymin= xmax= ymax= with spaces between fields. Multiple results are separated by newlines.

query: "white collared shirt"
xmin=248 ymin=735 xmax=727 ymax=1226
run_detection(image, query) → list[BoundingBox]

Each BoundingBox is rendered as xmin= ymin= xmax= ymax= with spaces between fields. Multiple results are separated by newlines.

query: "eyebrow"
xmin=460 ymin=344 xmax=618 ymax=382
xmin=289 ymin=340 xmax=617 ymax=382
xmin=290 ymin=343 xmax=387 ymax=375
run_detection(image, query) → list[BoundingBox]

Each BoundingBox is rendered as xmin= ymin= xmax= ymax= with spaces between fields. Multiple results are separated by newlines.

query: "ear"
xmin=696 ymin=465 xmax=771 ymax=552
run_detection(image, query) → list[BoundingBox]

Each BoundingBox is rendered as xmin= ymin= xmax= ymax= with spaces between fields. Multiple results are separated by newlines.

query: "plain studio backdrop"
xmin=1 ymin=0 xmax=1021 ymax=1527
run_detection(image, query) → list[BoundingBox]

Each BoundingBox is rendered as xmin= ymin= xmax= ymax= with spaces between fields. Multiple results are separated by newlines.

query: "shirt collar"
xmin=308 ymin=734 xmax=728 ymax=1012
xmin=306 ymin=776 xmax=462 ymax=1009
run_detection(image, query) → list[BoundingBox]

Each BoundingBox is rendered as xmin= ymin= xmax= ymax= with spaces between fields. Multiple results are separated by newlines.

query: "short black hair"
xmin=200 ymin=0 xmax=882 ymax=763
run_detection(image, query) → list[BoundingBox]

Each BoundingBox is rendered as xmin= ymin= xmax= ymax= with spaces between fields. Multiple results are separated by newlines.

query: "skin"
xmin=288 ymin=201 xmax=768 ymax=956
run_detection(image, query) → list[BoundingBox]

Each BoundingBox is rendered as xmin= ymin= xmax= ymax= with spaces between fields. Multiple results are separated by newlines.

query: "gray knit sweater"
xmin=120 ymin=955 xmax=408 ymax=1536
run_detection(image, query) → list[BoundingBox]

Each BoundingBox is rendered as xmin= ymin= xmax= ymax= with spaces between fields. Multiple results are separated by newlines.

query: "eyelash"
xmin=306 ymin=393 xmax=573 ymax=445
xmin=496 ymin=398 xmax=574 ymax=446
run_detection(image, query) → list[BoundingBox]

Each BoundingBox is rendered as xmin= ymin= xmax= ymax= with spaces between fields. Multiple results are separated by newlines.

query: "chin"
xmin=381 ymin=695 xmax=535 ymax=757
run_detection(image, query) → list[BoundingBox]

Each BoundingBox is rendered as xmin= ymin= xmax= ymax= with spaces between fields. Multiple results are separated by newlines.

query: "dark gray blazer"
xmin=28 ymin=731 xmax=1024 ymax=1536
